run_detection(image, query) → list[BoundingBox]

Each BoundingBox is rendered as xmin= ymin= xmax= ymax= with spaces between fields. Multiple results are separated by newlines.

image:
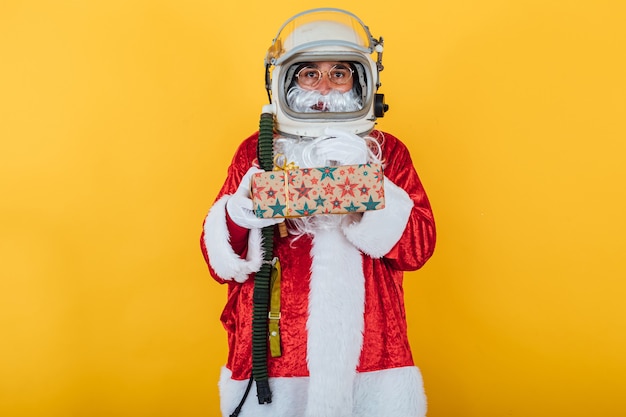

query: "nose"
xmin=316 ymin=75 xmax=332 ymax=95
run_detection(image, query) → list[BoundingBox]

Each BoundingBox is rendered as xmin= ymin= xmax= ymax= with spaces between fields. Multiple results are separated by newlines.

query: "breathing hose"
xmin=251 ymin=111 xmax=276 ymax=404
xmin=229 ymin=111 xmax=276 ymax=417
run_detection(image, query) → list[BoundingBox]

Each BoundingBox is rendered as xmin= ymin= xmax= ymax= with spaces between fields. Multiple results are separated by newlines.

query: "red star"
xmin=347 ymin=166 xmax=356 ymax=174
xmin=337 ymin=178 xmax=357 ymax=197
xmin=265 ymin=187 xmax=277 ymax=200
xmin=358 ymin=184 xmax=370 ymax=196
xmin=322 ymin=183 xmax=335 ymax=195
xmin=252 ymin=184 xmax=266 ymax=200
xmin=294 ymin=182 xmax=313 ymax=199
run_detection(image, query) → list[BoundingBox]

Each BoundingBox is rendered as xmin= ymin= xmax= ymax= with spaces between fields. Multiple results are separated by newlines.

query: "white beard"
xmin=286 ymin=85 xmax=363 ymax=113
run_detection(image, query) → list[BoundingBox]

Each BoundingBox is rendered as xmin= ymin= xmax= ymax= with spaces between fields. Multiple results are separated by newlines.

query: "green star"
xmin=313 ymin=196 xmax=326 ymax=207
xmin=254 ymin=207 xmax=268 ymax=218
xmin=317 ymin=166 xmax=338 ymax=181
xmin=343 ymin=202 xmax=360 ymax=212
xmin=269 ymin=199 xmax=287 ymax=217
xmin=361 ymin=196 xmax=381 ymax=211
xmin=295 ymin=202 xmax=317 ymax=216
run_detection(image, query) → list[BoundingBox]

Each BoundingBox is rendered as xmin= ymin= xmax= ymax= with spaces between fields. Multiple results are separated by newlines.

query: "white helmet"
xmin=263 ymin=8 xmax=388 ymax=138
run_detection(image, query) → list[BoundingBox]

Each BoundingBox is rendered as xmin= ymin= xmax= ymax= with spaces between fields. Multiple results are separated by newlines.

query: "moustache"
xmin=286 ymin=86 xmax=363 ymax=113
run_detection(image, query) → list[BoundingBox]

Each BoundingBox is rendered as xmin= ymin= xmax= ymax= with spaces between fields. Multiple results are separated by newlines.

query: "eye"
xmin=330 ymin=69 xmax=348 ymax=79
xmin=328 ymin=66 xmax=353 ymax=84
xmin=299 ymin=68 xmax=320 ymax=79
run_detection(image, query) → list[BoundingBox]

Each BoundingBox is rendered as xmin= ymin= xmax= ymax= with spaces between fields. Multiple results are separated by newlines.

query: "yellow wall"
xmin=1 ymin=1 xmax=625 ymax=416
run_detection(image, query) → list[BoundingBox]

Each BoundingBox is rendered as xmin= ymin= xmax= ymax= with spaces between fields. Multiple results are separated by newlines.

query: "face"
xmin=295 ymin=61 xmax=354 ymax=95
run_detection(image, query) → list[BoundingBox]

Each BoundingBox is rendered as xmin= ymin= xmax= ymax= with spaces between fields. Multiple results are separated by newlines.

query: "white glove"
xmin=302 ymin=128 xmax=369 ymax=166
xmin=226 ymin=167 xmax=285 ymax=229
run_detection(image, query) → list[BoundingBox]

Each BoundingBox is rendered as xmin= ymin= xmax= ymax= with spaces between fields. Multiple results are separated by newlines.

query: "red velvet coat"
xmin=201 ymin=130 xmax=435 ymax=416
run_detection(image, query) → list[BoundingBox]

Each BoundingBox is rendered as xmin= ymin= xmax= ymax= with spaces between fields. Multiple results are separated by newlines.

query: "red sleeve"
xmin=379 ymin=132 xmax=436 ymax=270
xmin=200 ymin=132 xmax=259 ymax=281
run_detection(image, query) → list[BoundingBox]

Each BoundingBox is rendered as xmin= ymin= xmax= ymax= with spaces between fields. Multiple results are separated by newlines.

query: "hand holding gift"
xmin=226 ymin=167 xmax=286 ymax=229
xmin=304 ymin=128 xmax=372 ymax=166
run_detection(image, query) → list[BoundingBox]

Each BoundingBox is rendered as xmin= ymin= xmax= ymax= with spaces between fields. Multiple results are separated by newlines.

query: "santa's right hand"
xmin=226 ymin=167 xmax=285 ymax=229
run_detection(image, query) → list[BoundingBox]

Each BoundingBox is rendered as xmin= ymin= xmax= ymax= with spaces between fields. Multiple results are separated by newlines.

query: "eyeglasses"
xmin=296 ymin=64 xmax=354 ymax=87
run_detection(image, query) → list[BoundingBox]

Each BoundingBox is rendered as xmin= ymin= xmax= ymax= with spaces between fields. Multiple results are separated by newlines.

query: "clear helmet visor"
xmin=281 ymin=59 xmax=369 ymax=117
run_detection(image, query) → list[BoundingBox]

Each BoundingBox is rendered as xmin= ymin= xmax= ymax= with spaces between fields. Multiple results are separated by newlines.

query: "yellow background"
xmin=1 ymin=0 xmax=625 ymax=416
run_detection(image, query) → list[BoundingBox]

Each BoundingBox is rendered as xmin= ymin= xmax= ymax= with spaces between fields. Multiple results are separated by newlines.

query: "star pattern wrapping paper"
xmin=251 ymin=163 xmax=386 ymax=218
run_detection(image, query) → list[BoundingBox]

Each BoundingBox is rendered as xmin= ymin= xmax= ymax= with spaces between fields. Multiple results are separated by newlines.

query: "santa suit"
xmin=201 ymin=130 xmax=436 ymax=417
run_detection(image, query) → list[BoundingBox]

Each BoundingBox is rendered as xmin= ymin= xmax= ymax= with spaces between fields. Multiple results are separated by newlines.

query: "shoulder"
xmin=230 ymin=132 xmax=260 ymax=166
xmin=236 ymin=131 xmax=260 ymax=154
xmin=374 ymin=130 xmax=411 ymax=158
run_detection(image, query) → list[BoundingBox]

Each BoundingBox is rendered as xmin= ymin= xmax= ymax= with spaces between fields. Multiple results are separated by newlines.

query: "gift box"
xmin=251 ymin=163 xmax=385 ymax=218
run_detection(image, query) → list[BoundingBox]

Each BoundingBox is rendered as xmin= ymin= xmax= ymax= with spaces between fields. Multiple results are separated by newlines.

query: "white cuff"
xmin=202 ymin=196 xmax=264 ymax=282
xmin=342 ymin=177 xmax=413 ymax=258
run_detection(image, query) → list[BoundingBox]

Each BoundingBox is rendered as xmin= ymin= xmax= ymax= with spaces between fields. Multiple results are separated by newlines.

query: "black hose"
xmin=252 ymin=111 xmax=275 ymax=404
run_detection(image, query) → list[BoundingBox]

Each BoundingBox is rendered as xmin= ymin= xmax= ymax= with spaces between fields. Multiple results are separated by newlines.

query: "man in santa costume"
xmin=201 ymin=8 xmax=436 ymax=417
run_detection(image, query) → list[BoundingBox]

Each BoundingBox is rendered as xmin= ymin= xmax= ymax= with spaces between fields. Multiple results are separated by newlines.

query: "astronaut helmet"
xmin=264 ymin=8 xmax=388 ymax=138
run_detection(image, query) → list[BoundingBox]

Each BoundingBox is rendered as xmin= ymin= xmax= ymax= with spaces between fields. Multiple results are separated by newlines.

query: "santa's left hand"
xmin=341 ymin=176 xmax=414 ymax=258
xmin=308 ymin=128 xmax=369 ymax=166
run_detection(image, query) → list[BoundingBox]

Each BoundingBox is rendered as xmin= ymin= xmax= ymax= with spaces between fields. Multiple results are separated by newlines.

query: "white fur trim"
xmin=218 ymin=367 xmax=308 ymax=417
xmin=203 ymin=196 xmax=264 ymax=283
xmin=342 ymin=177 xmax=413 ymax=258
xmin=306 ymin=228 xmax=365 ymax=417
xmin=218 ymin=366 xmax=426 ymax=417
xmin=353 ymin=366 xmax=427 ymax=417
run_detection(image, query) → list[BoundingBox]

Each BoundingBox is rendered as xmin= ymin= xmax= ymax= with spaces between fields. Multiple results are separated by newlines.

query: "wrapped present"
xmin=251 ymin=162 xmax=385 ymax=218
